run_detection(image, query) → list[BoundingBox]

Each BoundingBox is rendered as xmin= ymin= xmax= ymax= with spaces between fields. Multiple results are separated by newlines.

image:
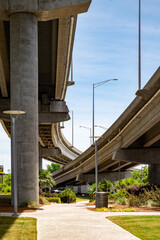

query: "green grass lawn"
xmin=107 ymin=215 xmax=160 ymax=240
xmin=76 ymin=196 xmax=90 ymax=202
xmin=0 ymin=216 xmax=37 ymax=240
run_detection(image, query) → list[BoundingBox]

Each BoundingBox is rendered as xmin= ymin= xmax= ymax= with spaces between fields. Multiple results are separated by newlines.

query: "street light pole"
xmin=92 ymin=79 xmax=118 ymax=145
xmin=95 ymin=125 xmax=107 ymax=130
xmin=11 ymin=115 xmax=17 ymax=217
xmin=92 ymin=84 xmax=95 ymax=144
xmin=92 ymin=79 xmax=118 ymax=197
xmin=3 ymin=110 xmax=25 ymax=217
xmin=79 ymin=126 xmax=92 ymax=145
xmin=138 ymin=0 xmax=141 ymax=90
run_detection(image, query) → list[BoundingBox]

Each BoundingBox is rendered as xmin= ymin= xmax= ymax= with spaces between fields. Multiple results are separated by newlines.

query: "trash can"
xmin=95 ymin=192 xmax=108 ymax=208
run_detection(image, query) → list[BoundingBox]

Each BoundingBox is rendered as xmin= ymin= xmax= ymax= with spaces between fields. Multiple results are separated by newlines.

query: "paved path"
xmin=1 ymin=201 xmax=160 ymax=240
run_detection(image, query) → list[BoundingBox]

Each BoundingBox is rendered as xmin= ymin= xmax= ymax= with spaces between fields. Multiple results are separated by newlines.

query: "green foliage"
xmin=39 ymin=195 xmax=49 ymax=205
xmin=96 ymin=207 xmax=135 ymax=212
xmin=0 ymin=174 xmax=11 ymax=194
xmin=46 ymin=197 xmax=61 ymax=203
xmin=47 ymin=163 xmax=61 ymax=173
xmin=42 ymin=192 xmax=58 ymax=198
xmin=88 ymin=180 xmax=114 ymax=200
xmin=119 ymin=167 xmax=148 ymax=187
xmin=0 ymin=197 xmax=11 ymax=204
xmin=59 ymin=188 xmax=76 ymax=203
xmin=109 ymin=189 xmax=128 ymax=205
xmin=19 ymin=201 xmax=39 ymax=208
xmin=127 ymin=186 xmax=160 ymax=207
xmin=39 ymin=169 xmax=55 ymax=187
xmin=128 ymin=194 xmax=146 ymax=207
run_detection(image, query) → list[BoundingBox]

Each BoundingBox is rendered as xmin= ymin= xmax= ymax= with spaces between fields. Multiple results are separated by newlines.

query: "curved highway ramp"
xmin=52 ymin=67 xmax=160 ymax=186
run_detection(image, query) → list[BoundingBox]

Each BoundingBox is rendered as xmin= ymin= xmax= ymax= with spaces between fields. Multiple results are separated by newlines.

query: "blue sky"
xmin=1 ymin=0 xmax=160 ymax=172
xmin=62 ymin=0 xmax=160 ymax=151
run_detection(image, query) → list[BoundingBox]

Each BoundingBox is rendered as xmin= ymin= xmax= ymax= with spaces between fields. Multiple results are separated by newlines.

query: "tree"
xmin=39 ymin=169 xmax=55 ymax=188
xmin=46 ymin=163 xmax=61 ymax=173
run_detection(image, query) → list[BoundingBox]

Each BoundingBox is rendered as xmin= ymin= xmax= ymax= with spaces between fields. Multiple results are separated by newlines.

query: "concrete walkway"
xmin=1 ymin=201 xmax=160 ymax=240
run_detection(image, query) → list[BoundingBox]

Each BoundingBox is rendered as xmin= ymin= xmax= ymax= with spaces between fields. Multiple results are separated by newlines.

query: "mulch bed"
xmin=0 ymin=203 xmax=37 ymax=213
xmin=86 ymin=203 xmax=160 ymax=212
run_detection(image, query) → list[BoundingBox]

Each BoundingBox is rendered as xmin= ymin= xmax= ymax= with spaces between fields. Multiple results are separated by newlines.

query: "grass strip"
xmin=0 ymin=216 xmax=37 ymax=240
xmin=76 ymin=196 xmax=90 ymax=202
xmin=107 ymin=215 xmax=160 ymax=240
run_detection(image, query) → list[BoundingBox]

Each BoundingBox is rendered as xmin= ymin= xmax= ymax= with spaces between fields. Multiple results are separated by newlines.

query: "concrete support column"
xmin=39 ymin=158 xmax=43 ymax=170
xmin=149 ymin=164 xmax=160 ymax=186
xmin=10 ymin=13 xmax=38 ymax=204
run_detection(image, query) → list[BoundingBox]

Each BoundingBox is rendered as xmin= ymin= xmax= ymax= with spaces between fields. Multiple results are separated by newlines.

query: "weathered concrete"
xmin=76 ymin=171 xmax=131 ymax=183
xmin=10 ymin=13 xmax=39 ymax=204
xmin=39 ymin=147 xmax=61 ymax=158
xmin=39 ymin=158 xmax=42 ymax=170
xmin=0 ymin=99 xmax=70 ymax=123
xmin=112 ymin=148 xmax=160 ymax=164
xmin=149 ymin=164 xmax=160 ymax=185
xmin=0 ymin=0 xmax=91 ymax=21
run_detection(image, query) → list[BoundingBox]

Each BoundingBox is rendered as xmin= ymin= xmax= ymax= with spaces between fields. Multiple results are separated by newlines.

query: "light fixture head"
xmin=3 ymin=110 xmax=25 ymax=115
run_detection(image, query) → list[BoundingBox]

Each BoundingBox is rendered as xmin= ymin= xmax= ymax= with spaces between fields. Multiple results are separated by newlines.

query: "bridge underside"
xmin=0 ymin=0 xmax=91 ymax=204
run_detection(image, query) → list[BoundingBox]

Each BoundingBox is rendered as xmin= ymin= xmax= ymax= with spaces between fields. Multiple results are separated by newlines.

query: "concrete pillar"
xmin=39 ymin=158 xmax=43 ymax=170
xmin=149 ymin=164 xmax=160 ymax=186
xmin=10 ymin=13 xmax=39 ymax=204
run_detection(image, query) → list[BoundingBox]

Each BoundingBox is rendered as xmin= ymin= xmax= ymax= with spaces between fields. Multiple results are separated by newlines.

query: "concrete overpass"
xmin=52 ymin=67 xmax=160 ymax=186
xmin=0 ymin=0 xmax=91 ymax=204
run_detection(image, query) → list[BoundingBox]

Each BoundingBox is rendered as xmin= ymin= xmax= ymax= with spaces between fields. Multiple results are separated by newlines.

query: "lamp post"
xmin=95 ymin=125 xmax=107 ymax=130
xmin=138 ymin=0 xmax=141 ymax=90
xmin=79 ymin=126 xmax=92 ymax=145
xmin=3 ymin=110 xmax=25 ymax=217
xmin=92 ymin=79 xmax=118 ymax=195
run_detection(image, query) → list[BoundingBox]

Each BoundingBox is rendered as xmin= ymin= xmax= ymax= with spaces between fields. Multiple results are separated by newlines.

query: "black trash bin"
xmin=95 ymin=192 xmax=108 ymax=208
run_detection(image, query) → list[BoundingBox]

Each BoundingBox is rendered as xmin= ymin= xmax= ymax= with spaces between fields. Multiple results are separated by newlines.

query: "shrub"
xmin=46 ymin=197 xmax=61 ymax=203
xmin=127 ymin=186 xmax=160 ymax=207
xmin=108 ymin=189 xmax=128 ymax=205
xmin=0 ymin=174 xmax=11 ymax=194
xmin=0 ymin=197 xmax=11 ymax=204
xmin=59 ymin=188 xmax=76 ymax=203
xmin=39 ymin=195 xmax=49 ymax=205
xmin=0 ymin=185 xmax=11 ymax=194
xmin=19 ymin=201 xmax=39 ymax=208
xmin=42 ymin=192 xmax=58 ymax=198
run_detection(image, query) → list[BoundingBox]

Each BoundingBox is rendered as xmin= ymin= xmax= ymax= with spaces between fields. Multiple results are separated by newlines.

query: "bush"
xmin=42 ymin=192 xmax=58 ymax=198
xmin=0 ymin=174 xmax=11 ymax=194
xmin=46 ymin=197 xmax=61 ymax=203
xmin=19 ymin=201 xmax=39 ymax=208
xmin=0 ymin=197 xmax=11 ymax=204
xmin=109 ymin=189 xmax=128 ymax=205
xmin=127 ymin=186 xmax=160 ymax=207
xmin=59 ymin=189 xmax=76 ymax=203
xmin=39 ymin=195 xmax=49 ymax=205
